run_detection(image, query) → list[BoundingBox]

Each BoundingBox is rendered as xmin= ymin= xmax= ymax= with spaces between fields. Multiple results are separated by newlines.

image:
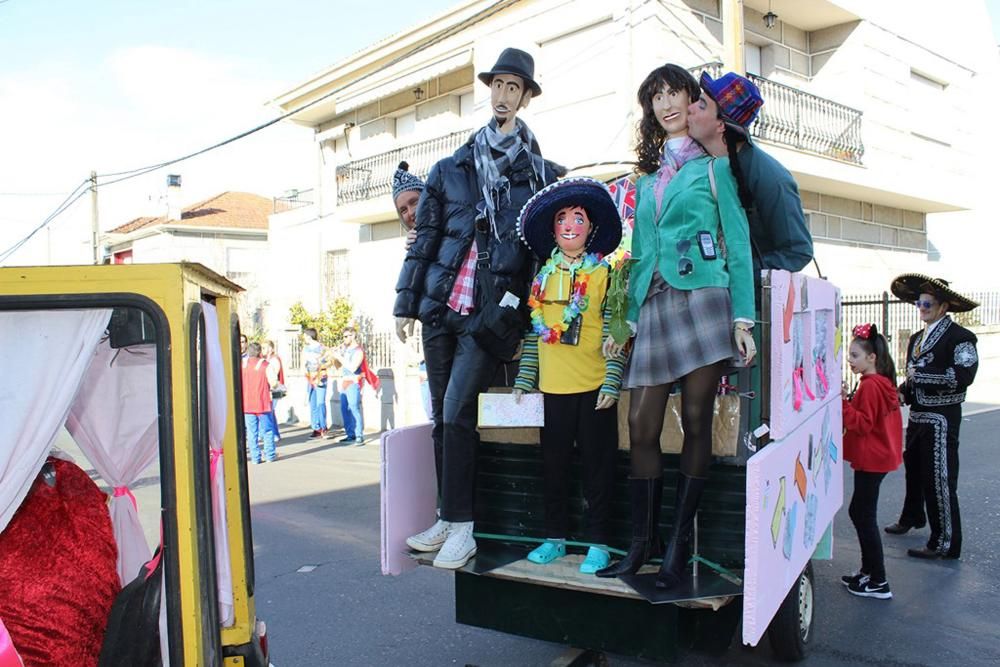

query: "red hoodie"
xmin=842 ymin=373 xmax=903 ymax=473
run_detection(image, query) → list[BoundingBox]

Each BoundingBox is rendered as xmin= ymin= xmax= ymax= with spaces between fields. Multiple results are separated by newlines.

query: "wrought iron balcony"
xmin=336 ymin=130 xmax=472 ymax=206
xmin=692 ymin=63 xmax=864 ymax=165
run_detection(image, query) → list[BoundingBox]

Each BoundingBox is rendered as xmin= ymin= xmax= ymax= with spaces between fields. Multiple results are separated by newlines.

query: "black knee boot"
xmin=656 ymin=473 xmax=707 ymax=589
xmin=596 ymin=477 xmax=664 ymax=578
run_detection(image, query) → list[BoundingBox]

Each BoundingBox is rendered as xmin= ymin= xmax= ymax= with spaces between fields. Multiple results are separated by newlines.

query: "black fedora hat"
xmin=518 ymin=177 xmax=623 ymax=260
xmin=478 ymin=48 xmax=542 ymax=97
xmin=890 ymin=273 xmax=979 ymax=313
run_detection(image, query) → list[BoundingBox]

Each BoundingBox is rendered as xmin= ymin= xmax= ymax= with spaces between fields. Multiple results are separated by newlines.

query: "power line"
xmin=0 ymin=180 xmax=90 ymax=263
xmin=97 ymin=0 xmax=518 ymax=183
xmin=1 ymin=0 xmax=520 ymax=262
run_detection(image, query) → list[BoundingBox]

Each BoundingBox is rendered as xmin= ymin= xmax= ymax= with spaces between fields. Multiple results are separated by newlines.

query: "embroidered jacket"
xmin=899 ymin=316 xmax=978 ymax=411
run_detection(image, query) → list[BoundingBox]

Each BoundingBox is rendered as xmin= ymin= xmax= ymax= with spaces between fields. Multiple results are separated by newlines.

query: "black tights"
xmin=628 ymin=361 xmax=725 ymax=479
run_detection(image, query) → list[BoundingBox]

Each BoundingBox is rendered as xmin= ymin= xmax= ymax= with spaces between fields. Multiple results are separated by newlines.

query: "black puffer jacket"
xmin=394 ymin=134 xmax=563 ymax=327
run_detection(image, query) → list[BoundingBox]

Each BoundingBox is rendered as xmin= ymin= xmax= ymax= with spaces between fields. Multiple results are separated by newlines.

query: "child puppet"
xmin=513 ymin=177 xmax=627 ymax=574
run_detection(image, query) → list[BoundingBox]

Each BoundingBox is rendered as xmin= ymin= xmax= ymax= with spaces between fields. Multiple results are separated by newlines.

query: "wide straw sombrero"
xmin=517 ymin=177 xmax=623 ymax=261
xmin=890 ymin=273 xmax=979 ymax=313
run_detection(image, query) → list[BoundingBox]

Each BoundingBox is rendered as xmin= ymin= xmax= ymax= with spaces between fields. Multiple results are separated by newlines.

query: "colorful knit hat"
xmin=391 ymin=161 xmax=425 ymax=201
xmin=699 ymin=71 xmax=764 ymax=138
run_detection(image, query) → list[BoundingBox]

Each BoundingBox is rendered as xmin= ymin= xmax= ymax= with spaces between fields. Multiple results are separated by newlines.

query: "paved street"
xmin=251 ymin=410 xmax=1000 ymax=667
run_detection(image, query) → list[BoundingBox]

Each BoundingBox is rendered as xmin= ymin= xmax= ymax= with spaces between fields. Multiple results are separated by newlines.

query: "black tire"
xmin=767 ymin=561 xmax=815 ymax=662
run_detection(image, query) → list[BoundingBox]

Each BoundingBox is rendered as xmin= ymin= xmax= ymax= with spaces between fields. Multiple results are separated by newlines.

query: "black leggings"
xmin=628 ymin=361 xmax=726 ymax=479
xmin=849 ymin=470 xmax=888 ymax=582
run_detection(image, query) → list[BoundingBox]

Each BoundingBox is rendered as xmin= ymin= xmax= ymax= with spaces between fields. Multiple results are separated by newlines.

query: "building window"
xmin=745 ymin=43 xmax=762 ymax=76
xmin=113 ymin=249 xmax=133 ymax=264
xmin=325 ymin=250 xmax=351 ymax=301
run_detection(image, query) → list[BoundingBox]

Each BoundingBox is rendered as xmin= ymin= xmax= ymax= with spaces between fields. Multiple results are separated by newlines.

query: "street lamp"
xmin=763 ymin=0 xmax=778 ymax=29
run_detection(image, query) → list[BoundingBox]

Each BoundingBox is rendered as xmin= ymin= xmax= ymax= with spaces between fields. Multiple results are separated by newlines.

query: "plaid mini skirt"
xmin=625 ymin=273 xmax=736 ymax=388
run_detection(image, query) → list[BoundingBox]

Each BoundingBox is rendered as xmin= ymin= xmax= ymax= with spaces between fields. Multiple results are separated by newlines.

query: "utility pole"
xmin=90 ymin=170 xmax=99 ymax=264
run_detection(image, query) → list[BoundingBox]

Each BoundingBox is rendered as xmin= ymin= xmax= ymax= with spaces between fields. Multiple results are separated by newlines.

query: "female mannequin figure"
xmin=597 ymin=65 xmax=757 ymax=589
xmin=513 ymin=177 xmax=626 ymax=574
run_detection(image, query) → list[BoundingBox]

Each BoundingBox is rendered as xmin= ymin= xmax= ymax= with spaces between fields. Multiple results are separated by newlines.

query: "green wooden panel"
xmin=456 ymin=571 xmax=680 ymax=662
xmin=474 ymin=445 xmax=747 ymax=568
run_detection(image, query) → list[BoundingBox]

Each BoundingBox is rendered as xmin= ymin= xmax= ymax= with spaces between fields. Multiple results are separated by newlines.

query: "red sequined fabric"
xmin=0 ymin=458 xmax=121 ymax=667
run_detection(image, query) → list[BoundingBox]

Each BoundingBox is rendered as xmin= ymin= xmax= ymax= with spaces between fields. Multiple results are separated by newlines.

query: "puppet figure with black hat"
xmin=510 ymin=177 xmax=628 ymax=575
xmin=884 ymin=274 xmax=979 ymax=561
xmin=395 ymin=47 xmax=563 ymax=570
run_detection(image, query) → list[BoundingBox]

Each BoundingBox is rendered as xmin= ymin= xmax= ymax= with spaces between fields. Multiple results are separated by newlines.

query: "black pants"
xmin=849 ymin=470 xmax=888 ymax=582
xmin=898 ymin=407 xmax=962 ymax=556
xmin=540 ymin=389 xmax=618 ymax=544
xmin=422 ymin=309 xmax=500 ymax=523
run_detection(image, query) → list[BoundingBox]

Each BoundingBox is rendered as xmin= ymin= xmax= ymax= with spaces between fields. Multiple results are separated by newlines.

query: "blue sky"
xmin=2 ymin=0 xmax=1000 ymax=264
xmin=0 ymin=0 xmax=459 ymax=263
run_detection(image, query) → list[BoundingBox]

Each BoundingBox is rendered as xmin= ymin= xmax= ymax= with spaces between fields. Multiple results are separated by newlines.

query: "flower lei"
xmin=529 ymin=251 xmax=603 ymax=344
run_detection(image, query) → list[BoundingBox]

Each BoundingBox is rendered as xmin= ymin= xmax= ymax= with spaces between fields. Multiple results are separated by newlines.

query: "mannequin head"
xmin=553 ymin=206 xmax=592 ymax=256
xmin=489 ymin=73 xmax=532 ymax=133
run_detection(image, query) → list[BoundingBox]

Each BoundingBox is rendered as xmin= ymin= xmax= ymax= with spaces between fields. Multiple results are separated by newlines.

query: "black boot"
xmin=656 ymin=474 xmax=707 ymax=589
xmin=596 ymin=477 xmax=663 ymax=578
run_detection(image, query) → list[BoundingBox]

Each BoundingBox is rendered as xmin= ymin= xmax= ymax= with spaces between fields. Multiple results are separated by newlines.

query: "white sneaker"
xmin=406 ymin=519 xmax=451 ymax=552
xmin=433 ymin=522 xmax=477 ymax=569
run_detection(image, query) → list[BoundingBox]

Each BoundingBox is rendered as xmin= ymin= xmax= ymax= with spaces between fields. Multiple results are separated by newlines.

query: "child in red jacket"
xmin=841 ymin=323 xmax=903 ymax=600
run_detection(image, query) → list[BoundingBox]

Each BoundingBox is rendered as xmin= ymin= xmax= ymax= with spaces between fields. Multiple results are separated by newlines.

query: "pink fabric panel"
xmin=380 ymin=424 xmax=436 ymax=576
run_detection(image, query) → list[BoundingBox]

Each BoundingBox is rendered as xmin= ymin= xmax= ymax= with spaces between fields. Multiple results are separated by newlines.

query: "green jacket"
xmin=627 ymin=155 xmax=754 ymax=323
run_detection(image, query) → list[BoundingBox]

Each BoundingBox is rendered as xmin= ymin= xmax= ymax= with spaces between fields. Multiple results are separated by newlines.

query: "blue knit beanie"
xmin=391 ymin=161 xmax=425 ymax=200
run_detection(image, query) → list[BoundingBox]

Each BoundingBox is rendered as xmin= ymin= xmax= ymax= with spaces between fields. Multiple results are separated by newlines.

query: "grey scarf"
xmin=473 ymin=117 xmax=546 ymax=239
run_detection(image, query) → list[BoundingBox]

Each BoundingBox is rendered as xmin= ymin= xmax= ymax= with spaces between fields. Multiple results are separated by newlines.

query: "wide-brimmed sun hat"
xmin=478 ymin=48 xmax=542 ymax=97
xmin=890 ymin=273 xmax=979 ymax=312
xmin=518 ymin=177 xmax=623 ymax=260
xmin=699 ymin=71 xmax=763 ymax=140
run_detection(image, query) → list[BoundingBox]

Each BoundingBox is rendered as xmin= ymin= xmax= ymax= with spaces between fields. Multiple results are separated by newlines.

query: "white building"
xmin=103 ymin=180 xmax=272 ymax=331
xmin=264 ymin=0 xmax=998 ymax=422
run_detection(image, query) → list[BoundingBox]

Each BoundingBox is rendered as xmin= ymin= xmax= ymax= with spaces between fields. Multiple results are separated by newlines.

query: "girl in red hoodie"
xmin=841 ymin=323 xmax=903 ymax=600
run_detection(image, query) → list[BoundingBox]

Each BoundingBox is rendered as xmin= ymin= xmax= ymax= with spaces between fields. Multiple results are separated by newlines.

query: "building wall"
xmin=264 ymin=0 xmax=999 ymax=427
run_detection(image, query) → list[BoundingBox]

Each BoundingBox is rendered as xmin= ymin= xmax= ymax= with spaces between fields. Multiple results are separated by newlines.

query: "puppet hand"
xmin=512 ymin=388 xmax=524 ymax=404
xmin=734 ymin=326 xmax=756 ymax=364
xmin=602 ymin=337 xmax=625 ymax=359
xmin=395 ymin=317 xmax=416 ymax=343
xmin=595 ymin=393 xmax=617 ymax=410
xmin=405 ymin=228 xmax=417 ymax=249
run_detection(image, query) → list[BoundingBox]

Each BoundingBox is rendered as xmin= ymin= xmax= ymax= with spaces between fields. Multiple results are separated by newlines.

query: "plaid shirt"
xmin=447 ymin=240 xmax=477 ymax=315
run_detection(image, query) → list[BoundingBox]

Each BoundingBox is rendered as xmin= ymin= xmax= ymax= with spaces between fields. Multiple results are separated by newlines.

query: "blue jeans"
xmin=265 ymin=410 xmax=281 ymax=440
xmin=308 ymin=383 xmax=327 ymax=431
xmin=245 ymin=413 xmax=276 ymax=462
xmin=340 ymin=383 xmax=363 ymax=439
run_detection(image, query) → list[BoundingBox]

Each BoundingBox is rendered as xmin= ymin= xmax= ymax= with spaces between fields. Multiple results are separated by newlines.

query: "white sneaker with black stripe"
xmin=847 ymin=577 xmax=892 ymax=599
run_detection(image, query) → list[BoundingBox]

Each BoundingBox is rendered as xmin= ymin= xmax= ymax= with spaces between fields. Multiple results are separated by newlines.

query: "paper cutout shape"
xmin=783 ymin=502 xmax=798 ymax=560
xmin=771 ymin=476 xmax=786 ymax=548
xmin=794 ymin=453 xmax=807 ymax=501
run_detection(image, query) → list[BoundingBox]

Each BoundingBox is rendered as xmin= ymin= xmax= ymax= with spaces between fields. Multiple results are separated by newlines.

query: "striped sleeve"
xmin=514 ymin=331 xmax=540 ymax=392
xmin=600 ymin=294 xmax=627 ymax=399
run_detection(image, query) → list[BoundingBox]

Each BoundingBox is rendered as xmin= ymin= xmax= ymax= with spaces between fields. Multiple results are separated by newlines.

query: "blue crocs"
xmin=527 ymin=540 xmax=566 ymax=565
xmin=579 ymin=546 xmax=611 ymax=574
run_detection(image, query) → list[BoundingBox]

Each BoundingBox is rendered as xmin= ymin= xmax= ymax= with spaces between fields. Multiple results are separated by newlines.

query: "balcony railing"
xmin=691 ymin=63 xmax=864 ymax=165
xmin=336 ymin=130 xmax=472 ymax=206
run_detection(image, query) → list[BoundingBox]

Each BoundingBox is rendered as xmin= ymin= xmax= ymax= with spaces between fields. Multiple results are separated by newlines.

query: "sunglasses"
xmin=913 ymin=299 xmax=937 ymax=309
xmin=677 ymin=240 xmax=693 ymax=276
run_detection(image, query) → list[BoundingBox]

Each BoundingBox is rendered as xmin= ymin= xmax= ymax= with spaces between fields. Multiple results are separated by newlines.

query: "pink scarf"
xmin=653 ymin=136 xmax=706 ymax=218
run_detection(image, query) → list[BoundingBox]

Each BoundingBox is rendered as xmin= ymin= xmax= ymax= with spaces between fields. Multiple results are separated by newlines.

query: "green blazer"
xmin=627 ymin=155 xmax=754 ymax=323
